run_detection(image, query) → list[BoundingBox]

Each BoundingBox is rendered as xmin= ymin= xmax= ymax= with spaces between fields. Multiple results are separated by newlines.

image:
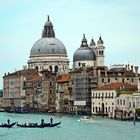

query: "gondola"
xmin=0 ymin=122 xmax=16 ymax=128
xmin=44 ymin=122 xmax=61 ymax=127
xmin=17 ymin=122 xmax=61 ymax=128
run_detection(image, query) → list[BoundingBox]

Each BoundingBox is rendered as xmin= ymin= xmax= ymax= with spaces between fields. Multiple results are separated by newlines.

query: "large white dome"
xmin=28 ymin=16 xmax=69 ymax=73
xmin=30 ymin=38 xmax=67 ymax=57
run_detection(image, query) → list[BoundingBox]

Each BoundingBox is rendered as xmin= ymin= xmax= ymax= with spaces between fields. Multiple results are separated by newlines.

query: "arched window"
xmin=102 ymin=51 xmax=104 ymax=55
xmin=54 ymin=65 xmax=58 ymax=73
xmin=49 ymin=65 xmax=52 ymax=72
xmin=35 ymin=66 xmax=38 ymax=71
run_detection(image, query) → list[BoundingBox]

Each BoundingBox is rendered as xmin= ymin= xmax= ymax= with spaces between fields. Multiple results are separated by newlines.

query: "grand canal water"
xmin=0 ymin=112 xmax=140 ymax=140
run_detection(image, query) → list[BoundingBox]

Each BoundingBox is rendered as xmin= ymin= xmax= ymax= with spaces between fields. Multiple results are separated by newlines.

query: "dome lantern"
xmin=42 ymin=15 xmax=55 ymax=38
xmin=81 ymin=34 xmax=88 ymax=47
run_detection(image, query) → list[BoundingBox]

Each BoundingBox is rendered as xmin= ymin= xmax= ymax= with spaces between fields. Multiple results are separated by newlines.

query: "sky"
xmin=0 ymin=0 xmax=140 ymax=89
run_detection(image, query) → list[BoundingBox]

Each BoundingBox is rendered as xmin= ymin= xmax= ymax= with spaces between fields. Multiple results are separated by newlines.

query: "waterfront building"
xmin=56 ymin=74 xmax=70 ymax=112
xmin=91 ymin=83 xmax=137 ymax=118
xmin=72 ymin=33 xmax=140 ymax=115
xmin=24 ymin=70 xmax=57 ymax=112
xmin=115 ymin=92 xmax=140 ymax=119
xmin=24 ymin=76 xmax=43 ymax=111
xmin=2 ymin=15 xmax=140 ymax=116
xmin=97 ymin=64 xmax=140 ymax=87
xmin=3 ymin=69 xmax=38 ymax=111
xmin=28 ymin=16 xmax=69 ymax=73
xmin=42 ymin=71 xmax=56 ymax=112
xmin=69 ymin=67 xmax=98 ymax=114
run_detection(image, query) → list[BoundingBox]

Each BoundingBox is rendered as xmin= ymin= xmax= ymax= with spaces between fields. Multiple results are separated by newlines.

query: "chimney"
xmin=131 ymin=65 xmax=133 ymax=72
xmin=134 ymin=66 xmax=139 ymax=76
xmin=4 ymin=73 xmax=6 ymax=76
xmin=128 ymin=64 xmax=130 ymax=70
xmin=126 ymin=65 xmax=127 ymax=70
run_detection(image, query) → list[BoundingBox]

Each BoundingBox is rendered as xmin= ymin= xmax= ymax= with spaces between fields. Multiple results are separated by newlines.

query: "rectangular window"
xmin=93 ymin=107 xmax=94 ymax=112
xmin=102 ymin=78 xmax=104 ymax=83
xmin=92 ymin=93 xmax=94 ymax=98
xmin=117 ymin=99 xmax=119 ymax=105
xmin=123 ymin=100 xmax=125 ymax=105
xmin=108 ymin=78 xmax=110 ymax=83
xmin=78 ymin=62 xmax=81 ymax=66
xmin=120 ymin=99 xmax=122 ymax=105
xmin=50 ymin=89 xmax=52 ymax=94
xmin=50 ymin=82 xmax=52 ymax=86
xmin=112 ymin=92 xmax=114 ymax=98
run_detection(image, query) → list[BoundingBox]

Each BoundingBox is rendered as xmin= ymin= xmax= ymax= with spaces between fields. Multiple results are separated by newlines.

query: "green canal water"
xmin=0 ymin=112 xmax=140 ymax=140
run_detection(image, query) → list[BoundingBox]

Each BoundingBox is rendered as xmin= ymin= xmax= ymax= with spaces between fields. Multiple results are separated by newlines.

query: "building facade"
xmin=115 ymin=93 xmax=140 ymax=119
xmin=28 ymin=16 xmax=69 ymax=73
xmin=3 ymin=69 xmax=38 ymax=111
xmin=56 ymin=74 xmax=70 ymax=112
xmin=24 ymin=70 xmax=57 ymax=112
xmin=92 ymin=83 xmax=137 ymax=118
xmin=73 ymin=34 xmax=105 ymax=69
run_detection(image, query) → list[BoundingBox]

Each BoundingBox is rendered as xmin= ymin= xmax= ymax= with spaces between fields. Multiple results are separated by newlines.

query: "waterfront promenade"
xmin=0 ymin=112 xmax=140 ymax=140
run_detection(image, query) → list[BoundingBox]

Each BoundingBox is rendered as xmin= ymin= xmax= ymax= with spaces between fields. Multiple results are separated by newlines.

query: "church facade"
xmin=73 ymin=34 xmax=105 ymax=69
xmin=28 ymin=16 xmax=69 ymax=74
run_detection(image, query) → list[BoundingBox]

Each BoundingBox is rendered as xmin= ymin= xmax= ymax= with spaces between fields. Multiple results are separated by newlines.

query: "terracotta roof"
xmin=97 ymin=82 xmax=137 ymax=91
xmin=4 ymin=69 xmax=37 ymax=77
xmin=57 ymin=74 xmax=70 ymax=83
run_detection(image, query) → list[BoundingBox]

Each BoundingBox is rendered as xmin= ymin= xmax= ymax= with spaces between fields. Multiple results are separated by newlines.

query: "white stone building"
xmin=91 ymin=83 xmax=137 ymax=118
xmin=73 ymin=34 xmax=105 ymax=69
xmin=116 ymin=93 xmax=140 ymax=119
xmin=28 ymin=16 xmax=69 ymax=73
xmin=91 ymin=88 xmax=117 ymax=118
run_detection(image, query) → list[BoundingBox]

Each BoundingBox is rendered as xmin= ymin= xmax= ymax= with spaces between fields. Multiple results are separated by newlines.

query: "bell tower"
xmin=96 ymin=36 xmax=105 ymax=66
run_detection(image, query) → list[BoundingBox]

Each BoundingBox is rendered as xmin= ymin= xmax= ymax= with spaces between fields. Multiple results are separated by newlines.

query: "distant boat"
xmin=15 ymin=108 xmax=29 ymax=113
xmin=0 ymin=122 xmax=16 ymax=128
xmin=80 ymin=116 xmax=93 ymax=122
xmin=6 ymin=110 xmax=15 ymax=113
xmin=17 ymin=122 xmax=61 ymax=128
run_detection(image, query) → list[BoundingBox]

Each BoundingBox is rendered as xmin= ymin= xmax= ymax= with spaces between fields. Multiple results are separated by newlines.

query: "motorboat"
xmin=80 ymin=116 xmax=93 ymax=122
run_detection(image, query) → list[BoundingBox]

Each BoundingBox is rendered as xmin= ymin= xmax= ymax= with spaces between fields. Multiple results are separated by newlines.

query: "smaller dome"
xmin=73 ymin=34 xmax=96 ymax=62
xmin=97 ymin=36 xmax=104 ymax=45
xmin=90 ymin=38 xmax=96 ymax=46
xmin=73 ymin=47 xmax=96 ymax=61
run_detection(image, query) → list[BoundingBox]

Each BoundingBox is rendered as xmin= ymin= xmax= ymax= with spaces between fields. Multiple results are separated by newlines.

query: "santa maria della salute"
xmin=28 ymin=16 xmax=105 ymax=73
xmin=28 ymin=16 xmax=69 ymax=73
xmin=2 ymin=16 xmax=140 ymax=119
